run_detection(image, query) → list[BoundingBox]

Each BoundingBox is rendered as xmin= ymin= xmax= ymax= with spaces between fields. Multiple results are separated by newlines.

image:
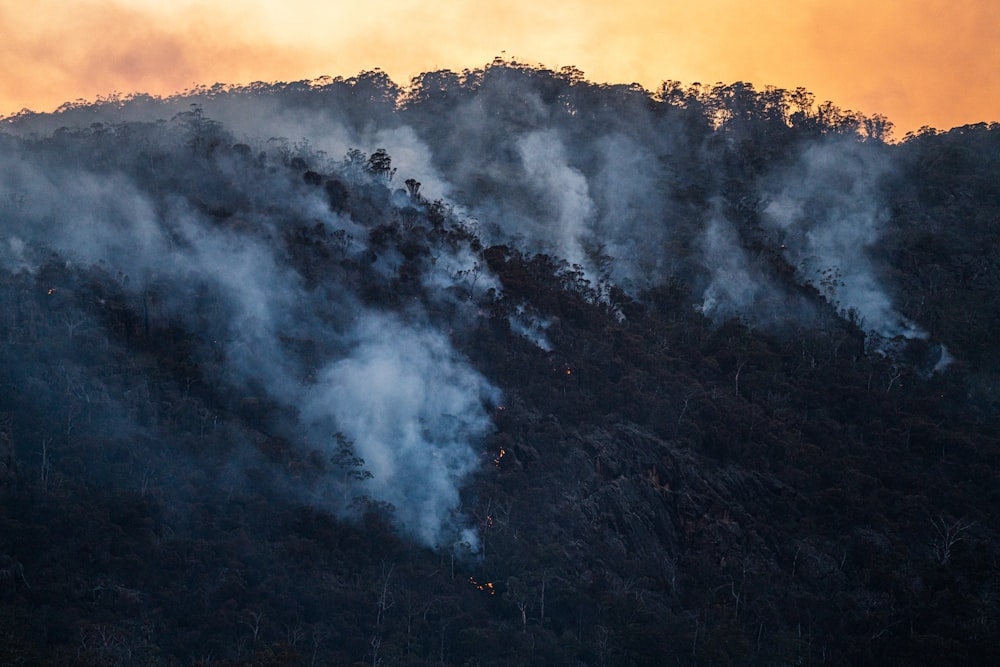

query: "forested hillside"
xmin=1 ymin=60 xmax=999 ymax=665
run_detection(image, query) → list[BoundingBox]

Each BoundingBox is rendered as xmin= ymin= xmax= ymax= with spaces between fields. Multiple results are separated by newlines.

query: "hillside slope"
xmin=1 ymin=62 xmax=999 ymax=665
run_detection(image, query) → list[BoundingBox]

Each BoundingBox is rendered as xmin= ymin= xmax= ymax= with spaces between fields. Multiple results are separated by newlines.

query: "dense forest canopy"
xmin=1 ymin=60 xmax=999 ymax=665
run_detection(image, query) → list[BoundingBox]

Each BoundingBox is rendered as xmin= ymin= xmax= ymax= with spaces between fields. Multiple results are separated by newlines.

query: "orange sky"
xmin=1 ymin=0 xmax=997 ymax=135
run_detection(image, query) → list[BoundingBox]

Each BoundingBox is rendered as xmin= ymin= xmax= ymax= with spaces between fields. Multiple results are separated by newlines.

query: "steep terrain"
xmin=1 ymin=61 xmax=999 ymax=665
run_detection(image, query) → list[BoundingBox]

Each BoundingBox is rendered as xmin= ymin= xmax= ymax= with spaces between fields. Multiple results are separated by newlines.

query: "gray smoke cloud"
xmin=589 ymin=132 xmax=674 ymax=289
xmin=508 ymin=303 xmax=555 ymax=352
xmin=301 ymin=313 xmax=499 ymax=547
xmin=0 ymin=115 xmax=499 ymax=548
xmin=2 ymin=71 xmax=689 ymax=311
xmin=698 ymin=211 xmax=764 ymax=322
xmin=762 ymin=138 xmax=925 ymax=340
xmin=513 ymin=130 xmax=594 ymax=267
xmin=390 ymin=70 xmax=686 ymax=295
xmin=2 ymin=72 xmax=948 ymax=543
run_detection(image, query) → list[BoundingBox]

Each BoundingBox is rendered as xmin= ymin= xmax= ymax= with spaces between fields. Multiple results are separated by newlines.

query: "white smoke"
xmin=514 ymin=130 xmax=594 ymax=268
xmin=302 ymin=314 xmax=499 ymax=547
xmin=762 ymin=138 xmax=925 ymax=340
xmin=0 ymin=116 xmax=500 ymax=547
xmin=508 ymin=303 xmax=554 ymax=351
xmin=698 ymin=213 xmax=764 ymax=322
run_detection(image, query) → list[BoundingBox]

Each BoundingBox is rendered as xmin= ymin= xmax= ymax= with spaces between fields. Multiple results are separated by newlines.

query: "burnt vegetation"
xmin=1 ymin=60 xmax=999 ymax=665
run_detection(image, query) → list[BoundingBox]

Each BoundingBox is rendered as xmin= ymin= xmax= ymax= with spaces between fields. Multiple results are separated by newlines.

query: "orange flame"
xmin=468 ymin=576 xmax=496 ymax=595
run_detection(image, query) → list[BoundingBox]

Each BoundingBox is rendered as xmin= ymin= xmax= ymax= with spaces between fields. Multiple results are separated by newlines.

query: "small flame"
xmin=468 ymin=576 xmax=496 ymax=595
xmin=493 ymin=447 xmax=506 ymax=467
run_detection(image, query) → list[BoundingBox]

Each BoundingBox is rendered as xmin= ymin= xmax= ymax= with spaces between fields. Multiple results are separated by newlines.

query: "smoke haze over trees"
xmin=1 ymin=59 xmax=999 ymax=664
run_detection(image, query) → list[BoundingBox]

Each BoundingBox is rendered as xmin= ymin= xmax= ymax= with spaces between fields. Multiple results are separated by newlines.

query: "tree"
xmin=330 ymin=433 xmax=372 ymax=505
xmin=404 ymin=178 xmax=421 ymax=199
xmin=930 ymin=515 xmax=973 ymax=566
xmin=367 ymin=148 xmax=396 ymax=182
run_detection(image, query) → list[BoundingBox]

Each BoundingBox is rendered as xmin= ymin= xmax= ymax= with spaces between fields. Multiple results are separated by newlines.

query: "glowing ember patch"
xmin=47 ymin=288 xmax=56 ymax=295
xmin=468 ymin=576 xmax=496 ymax=595
xmin=493 ymin=447 xmax=506 ymax=467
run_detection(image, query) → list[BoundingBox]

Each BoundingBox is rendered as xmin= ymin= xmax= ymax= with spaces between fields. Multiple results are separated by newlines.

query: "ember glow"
xmin=1 ymin=1 xmax=997 ymax=135
xmin=469 ymin=576 xmax=496 ymax=595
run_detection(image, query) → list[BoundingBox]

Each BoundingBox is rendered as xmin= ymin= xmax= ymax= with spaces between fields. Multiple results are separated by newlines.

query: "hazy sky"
xmin=1 ymin=0 xmax=997 ymax=135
